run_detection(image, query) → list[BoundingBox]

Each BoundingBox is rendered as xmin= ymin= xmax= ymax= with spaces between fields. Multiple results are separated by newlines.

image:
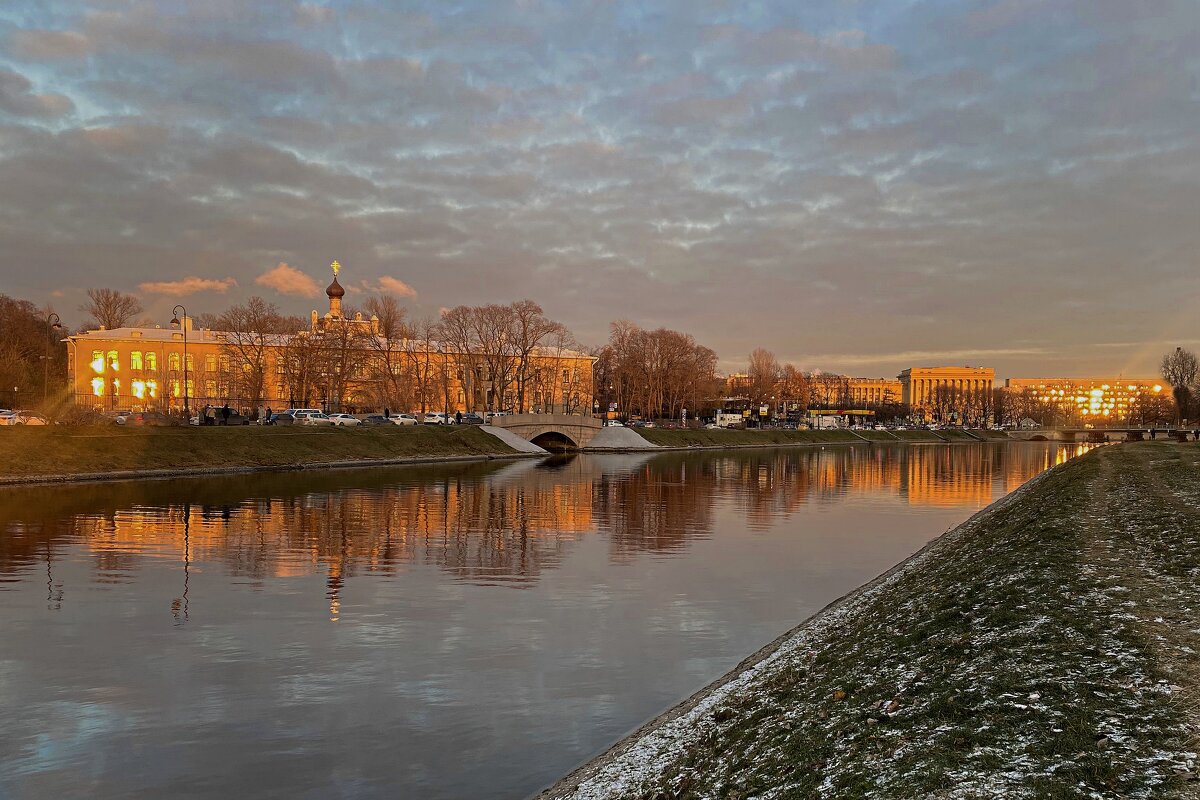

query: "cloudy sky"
xmin=1 ymin=0 xmax=1198 ymax=378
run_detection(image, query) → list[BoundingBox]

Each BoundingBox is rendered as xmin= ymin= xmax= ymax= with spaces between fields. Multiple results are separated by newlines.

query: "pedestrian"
xmin=221 ymin=404 xmax=231 ymax=426
xmin=384 ymin=406 xmax=390 ymax=419
xmin=455 ymin=411 xmax=462 ymax=425
xmin=265 ymin=406 xmax=273 ymax=426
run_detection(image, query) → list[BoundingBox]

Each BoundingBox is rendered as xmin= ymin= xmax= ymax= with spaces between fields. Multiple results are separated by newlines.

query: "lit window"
xmin=131 ymin=351 xmax=143 ymax=370
xmin=91 ymin=377 xmax=104 ymax=396
xmin=205 ymin=354 xmax=217 ymax=372
xmin=90 ymin=351 xmax=105 ymax=374
xmin=169 ymin=353 xmax=180 ymax=371
xmin=146 ymin=352 xmax=157 ymax=371
xmin=107 ymin=350 xmax=119 ymax=371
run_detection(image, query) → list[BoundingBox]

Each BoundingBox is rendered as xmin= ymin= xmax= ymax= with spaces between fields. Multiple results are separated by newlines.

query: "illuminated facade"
xmin=899 ymin=366 xmax=996 ymax=422
xmin=846 ymin=377 xmax=902 ymax=407
xmin=1004 ymin=377 xmax=1166 ymax=423
xmin=66 ymin=263 xmax=595 ymax=415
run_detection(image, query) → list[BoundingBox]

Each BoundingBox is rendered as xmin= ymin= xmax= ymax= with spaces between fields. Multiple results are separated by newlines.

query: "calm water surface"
xmin=0 ymin=443 xmax=1091 ymax=799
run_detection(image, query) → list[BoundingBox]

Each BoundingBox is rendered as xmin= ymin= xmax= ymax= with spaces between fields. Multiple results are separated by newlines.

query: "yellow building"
xmin=1004 ymin=377 xmax=1166 ymax=424
xmin=846 ymin=377 xmax=902 ymax=407
xmin=66 ymin=263 xmax=595 ymax=416
xmin=899 ymin=366 xmax=996 ymax=423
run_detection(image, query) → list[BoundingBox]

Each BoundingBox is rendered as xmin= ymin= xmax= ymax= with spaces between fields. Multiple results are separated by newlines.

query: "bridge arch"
xmin=529 ymin=430 xmax=579 ymax=451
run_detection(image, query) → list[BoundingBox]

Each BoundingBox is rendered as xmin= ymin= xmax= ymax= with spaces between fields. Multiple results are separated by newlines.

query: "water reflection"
xmin=1 ymin=444 xmax=1091 ymax=610
xmin=0 ymin=443 xmax=1094 ymax=800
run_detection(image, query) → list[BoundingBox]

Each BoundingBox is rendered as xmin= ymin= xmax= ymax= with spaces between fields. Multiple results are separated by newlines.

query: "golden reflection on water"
xmin=0 ymin=444 xmax=1095 ymax=614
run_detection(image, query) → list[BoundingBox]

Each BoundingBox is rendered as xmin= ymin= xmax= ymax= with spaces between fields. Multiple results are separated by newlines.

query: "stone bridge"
xmin=1007 ymin=427 xmax=1197 ymax=442
xmin=488 ymin=413 xmax=603 ymax=450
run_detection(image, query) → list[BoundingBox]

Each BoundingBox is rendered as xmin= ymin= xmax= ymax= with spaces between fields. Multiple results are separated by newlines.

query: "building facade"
xmin=899 ymin=366 xmax=996 ymax=423
xmin=846 ymin=377 xmax=903 ymax=408
xmin=1003 ymin=377 xmax=1167 ymax=425
xmin=66 ymin=264 xmax=595 ymax=417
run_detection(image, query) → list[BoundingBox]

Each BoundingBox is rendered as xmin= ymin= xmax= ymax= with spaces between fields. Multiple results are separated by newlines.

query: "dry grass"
xmin=0 ymin=425 xmax=517 ymax=479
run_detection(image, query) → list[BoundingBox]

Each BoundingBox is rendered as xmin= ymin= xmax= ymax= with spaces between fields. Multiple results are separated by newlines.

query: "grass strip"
xmin=0 ymin=425 xmax=518 ymax=479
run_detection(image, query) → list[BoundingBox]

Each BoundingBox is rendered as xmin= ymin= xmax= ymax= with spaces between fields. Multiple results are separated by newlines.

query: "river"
xmin=0 ymin=442 xmax=1092 ymax=799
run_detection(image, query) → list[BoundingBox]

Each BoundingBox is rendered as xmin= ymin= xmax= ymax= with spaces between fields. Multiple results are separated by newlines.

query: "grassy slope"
xmin=0 ymin=425 xmax=518 ymax=478
xmin=889 ymin=429 xmax=946 ymax=441
xmin=565 ymin=443 xmax=1198 ymax=799
xmin=634 ymin=428 xmax=862 ymax=447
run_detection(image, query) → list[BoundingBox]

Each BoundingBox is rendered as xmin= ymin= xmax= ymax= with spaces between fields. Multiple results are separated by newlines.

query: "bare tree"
xmin=747 ymin=348 xmax=780 ymax=410
xmin=362 ymin=294 xmax=413 ymax=409
xmin=1161 ymin=347 xmax=1198 ymax=423
xmin=80 ymin=288 xmax=143 ymax=330
xmin=217 ymin=296 xmax=290 ymax=407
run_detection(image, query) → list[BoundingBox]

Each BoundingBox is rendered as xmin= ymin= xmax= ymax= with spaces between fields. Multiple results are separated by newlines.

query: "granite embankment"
xmin=542 ymin=442 xmax=1200 ymax=800
xmin=0 ymin=425 xmax=526 ymax=485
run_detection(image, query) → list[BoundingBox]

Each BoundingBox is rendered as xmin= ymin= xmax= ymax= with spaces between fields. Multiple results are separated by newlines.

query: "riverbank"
xmin=632 ymin=427 xmax=1001 ymax=448
xmin=541 ymin=442 xmax=1200 ymax=799
xmin=0 ymin=425 xmax=523 ymax=486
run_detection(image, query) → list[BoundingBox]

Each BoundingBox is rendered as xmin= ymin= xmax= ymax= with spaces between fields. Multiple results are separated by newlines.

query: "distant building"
xmin=1004 ymin=377 xmax=1166 ymax=424
xmin=846 ymin=377 xmax=902 ymax=408
xmin=899 ymin=366 xmax=996 ymax=423
xmin=66 ymin=262 xmax=595 ymax=416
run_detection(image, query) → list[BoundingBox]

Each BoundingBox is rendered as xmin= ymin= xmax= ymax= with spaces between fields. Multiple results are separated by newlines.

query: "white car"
xmin=423 ymin=412 xmax=455 ymax=425
xmin=295 ymin=411 xmax=336 ymax=426
xmin=7 ymin=411 xmax=48 ymax=425
xmin=0 ymin=411 xmax=17 ymax=426
xmin=606 ymin=420 xmax=625 ymax=427
xmin=391 ymin=413 xmax=420 ymax=426
xmin=328 ymin=413 xmax=362 ymax=427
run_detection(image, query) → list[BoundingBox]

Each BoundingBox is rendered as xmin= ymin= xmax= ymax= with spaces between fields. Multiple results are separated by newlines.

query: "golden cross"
xmin=331 ymin=260 xmax=341 ymax=277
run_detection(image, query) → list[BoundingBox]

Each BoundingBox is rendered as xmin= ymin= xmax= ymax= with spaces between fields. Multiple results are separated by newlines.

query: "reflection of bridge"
xmin=488 ymin=413 xmax=603 ymax=450
xmin=1008 ymin=427 xmax=1199 ymax=442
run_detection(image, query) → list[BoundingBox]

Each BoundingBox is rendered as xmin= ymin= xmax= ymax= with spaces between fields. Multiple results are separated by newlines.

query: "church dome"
xmin=326 ymin=276 xmax=345 ymax=299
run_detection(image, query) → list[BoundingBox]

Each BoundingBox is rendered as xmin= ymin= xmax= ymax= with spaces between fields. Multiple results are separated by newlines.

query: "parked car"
xmin=362 ymin=414 xmax=393 ymax=426
xmin=484 ymin=411 xmax=508 ymax=422
xmin=0 ymin=410 xmax=46 ymax=425
xmin=392 ymin=413 xmax=420 ymax=426
xmin=459 ymin=412 xmax=485 ymax=425
xmin=295 ymin=411 xmax=335 ymax=426
xmin=423 ymin=412 xmax=455 ymax=425
xmin=606 ymin=419 xmax=625 ymax=427
xmin=328 ymin=413 xmax=362 ymax=427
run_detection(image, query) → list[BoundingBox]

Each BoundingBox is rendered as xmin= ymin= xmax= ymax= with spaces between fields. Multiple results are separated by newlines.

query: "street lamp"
xmin=43 ymin=312 xmax=63 ymax=403
xmin=170 ymin=304 xmax=189 ymax=416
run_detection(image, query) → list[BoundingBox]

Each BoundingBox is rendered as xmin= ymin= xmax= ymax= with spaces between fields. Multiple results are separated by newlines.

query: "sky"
xmin=1 ymin=0 xmax=1198 ymax=379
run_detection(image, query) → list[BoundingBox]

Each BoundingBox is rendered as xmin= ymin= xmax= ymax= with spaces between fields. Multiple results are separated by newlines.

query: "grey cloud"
xmin=8 ymin=28 xmax=92 ymax=60
xmin=0 ymin=68 xmax=74 ymax=118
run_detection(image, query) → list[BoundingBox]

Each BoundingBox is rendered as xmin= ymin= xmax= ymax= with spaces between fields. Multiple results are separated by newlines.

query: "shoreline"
xmin=0 ymin=433 xmax=1047 ymax=488
xmin=0 ymin=450 xmax=544 ymax=489
xmin=534 ymin=457 xmax=1057 ymax=800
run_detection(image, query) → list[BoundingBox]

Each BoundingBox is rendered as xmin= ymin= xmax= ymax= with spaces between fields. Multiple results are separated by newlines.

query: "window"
xmin=185 ymin=353 xmax=194 ymax=372
xmin=91 ymin=350 xmax=103 ymax=372
xmin=146 ymin=352 xmax=157 ymax=371
xmin=131 ymin=351 xmax=143 ymax=370
xmin=107 ymin=350 xmax=119 ymax=371
xmin=220 ymin=355 xmax=230 ymax=372
xmin=206 ymin=380 xmax=217 ymax=398
xmin=562 ymin=369 xmax=570 ymax=383
xmin=169 ymin=352 xmax=180 ymax=371
xmin=205 ymin=354 xmax=217 ymax=373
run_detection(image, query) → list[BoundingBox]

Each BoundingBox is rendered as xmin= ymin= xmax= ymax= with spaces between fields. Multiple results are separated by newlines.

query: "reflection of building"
xmin=1004 ymin=377 xmax=1165 ymax=423
xmin=65 ymin=262 xmax=594 ymax=415
xmin=899 ymin=366 xmax=995 ymax=422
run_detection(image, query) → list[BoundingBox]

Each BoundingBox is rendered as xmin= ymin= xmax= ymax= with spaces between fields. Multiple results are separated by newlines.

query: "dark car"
xmin=361 ymin=414 xmax=394 ymax=426
xmin=459 ymin=413 xmax=485 ymax=425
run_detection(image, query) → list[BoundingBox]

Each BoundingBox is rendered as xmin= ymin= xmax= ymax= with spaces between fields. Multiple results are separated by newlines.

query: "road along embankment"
xmin=0 ymin=425 xmax=528 ymax=486
xmin=541 ymin=442 xmax=1200 ymax=799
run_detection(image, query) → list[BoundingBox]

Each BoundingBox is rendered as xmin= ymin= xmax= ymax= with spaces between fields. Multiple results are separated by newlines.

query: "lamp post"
xmin=170 ymin=304 xmax=189 ymax=416
xmin=43 ymin=313 xmax=62 ymax=403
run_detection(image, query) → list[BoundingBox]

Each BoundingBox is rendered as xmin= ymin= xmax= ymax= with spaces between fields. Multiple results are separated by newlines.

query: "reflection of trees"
xmin=0 ymin=445 xmax=1090 ymax=609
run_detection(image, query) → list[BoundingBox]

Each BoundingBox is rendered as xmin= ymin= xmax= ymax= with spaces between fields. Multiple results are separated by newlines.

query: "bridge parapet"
xmin=490 ymin=413 xmax=602 ymax=449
